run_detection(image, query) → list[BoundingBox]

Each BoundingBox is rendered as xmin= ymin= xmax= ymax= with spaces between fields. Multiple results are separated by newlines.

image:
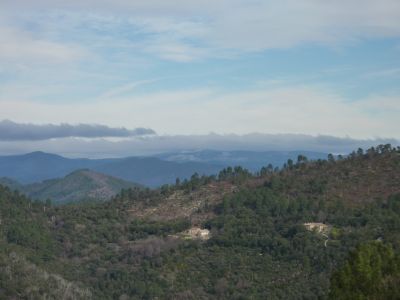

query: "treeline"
xmin=330 ymin=241 xmax=400 ymax=299
xmin=0 ymin=144 xmax=399 ymax=298
xmin=115 ymin=143 xmax=400 ymax=200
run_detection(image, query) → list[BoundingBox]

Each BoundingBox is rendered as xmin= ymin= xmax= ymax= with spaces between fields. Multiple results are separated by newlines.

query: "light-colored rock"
xmin=183 ymin=227 xmax=211 ymax=240
xmin=303 ymin=222 xmax=330 ymax=233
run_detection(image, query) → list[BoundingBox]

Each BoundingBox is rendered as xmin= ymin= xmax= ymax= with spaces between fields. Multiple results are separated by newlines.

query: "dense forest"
xmin=0 ymin=144 xmax=400 ymax=299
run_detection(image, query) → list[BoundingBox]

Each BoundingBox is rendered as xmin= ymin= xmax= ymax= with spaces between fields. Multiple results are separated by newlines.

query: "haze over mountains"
xmin=1 ymin=0 xmax=399 ymax=298
xmin=0 ymin=149 xmax=329 ymax=205
xmin=0 ymin=169 xmax=141 ymax=204
xmin=156 ymin=150 xmax=328 ymax=171
xmin=0 ymin=151 xmax=220 ymax=187
xmin=1 ymin=144 xmax=399 ymax=298
xmin=0 ymin=150 xmax=329 ymax=188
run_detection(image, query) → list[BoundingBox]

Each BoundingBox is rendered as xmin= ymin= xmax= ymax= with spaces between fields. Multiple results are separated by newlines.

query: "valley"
xmin=0 ymin=144 xmax=399 ymax=299
xmin=3 ymin=2 xmax=398 ymax=298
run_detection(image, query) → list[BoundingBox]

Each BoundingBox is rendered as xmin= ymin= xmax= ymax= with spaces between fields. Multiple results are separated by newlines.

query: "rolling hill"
xmin=1 ymin=144 xmax=399 ymax=298
xmin=0 ymin=152 xmax=99 ymax=184
xmin=1 ymin=169 xmax=142 ymax=204
xmin=0 ymin=150 xmax=329 ymax=187
xmin=91 ymin=156 xmax=221 ymax=187
xmin=0 ymin=152 xmax=221 ymax=187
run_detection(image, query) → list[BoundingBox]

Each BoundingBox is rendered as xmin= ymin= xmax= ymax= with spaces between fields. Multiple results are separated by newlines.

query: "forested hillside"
xmin=25 ymin=169 xmax=142 ymax=204
xmin=1 ymin=169 xmax=142 ymax=204
xmin=0 ymin=144 xmax=399 ymax=299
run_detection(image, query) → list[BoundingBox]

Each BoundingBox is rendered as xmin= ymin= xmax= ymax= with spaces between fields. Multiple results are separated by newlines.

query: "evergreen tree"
xmin=329 ymin=242 xmax=400 ymax=299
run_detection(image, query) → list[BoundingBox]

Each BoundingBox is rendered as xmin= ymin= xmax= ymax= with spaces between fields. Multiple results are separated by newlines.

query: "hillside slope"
xmin=92 ymin=156 xmax=221 ymax=187
xmin=23 ymin=169 xmax=142 ymax=204
xmin=0 ymin=144 xmax=399 ymax=299
xmin=128 ymin=146 xmax=400 ymax=224
xmin=0 ymin=177 xmax=23 ymax=191
xmin=0 ymin=185 xmax=92 ymax=299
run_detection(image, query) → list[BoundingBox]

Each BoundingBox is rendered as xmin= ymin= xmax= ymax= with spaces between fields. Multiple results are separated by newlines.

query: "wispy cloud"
xmin=362 ymin=68 xmax=400 ymax=79
xmin=0 ymin=26 xmax=86 ymax=65
xmin=0 ymin=120 xmax=155 ymax=141
xmin=0 ymin=0 xmax=399 ymax=146
xmin=98 ymin=80 xmax=157 ymax=99
xmin=3 ymin=1 xmax=400 ymax=62
xmin=144 ymin=40 xmax=208 ymax=62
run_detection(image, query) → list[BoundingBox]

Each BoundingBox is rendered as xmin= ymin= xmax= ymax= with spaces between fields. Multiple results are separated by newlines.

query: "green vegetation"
xmin=0 ymin=144 xmax=399 ymax=299
xmin=329 ymin=241 xmax=400 ymax=299
xmin=0 ymin=177 xmax=22 ymax=191
xmin=3 ymin=169 xmax=142 ymax=204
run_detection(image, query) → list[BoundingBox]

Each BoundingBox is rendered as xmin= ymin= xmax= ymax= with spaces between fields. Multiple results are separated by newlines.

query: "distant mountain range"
xmin=0 ymin=169 xmax=141 ymax=204
xmin=155 ymin=150 xmax=329 ymax=171
xmin=0 ymin=151 xmax=221 ymax=187
xmin=0 ymin=150 xmax=328 ymax=188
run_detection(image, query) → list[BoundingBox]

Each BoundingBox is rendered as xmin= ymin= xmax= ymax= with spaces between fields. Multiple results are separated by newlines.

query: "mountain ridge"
xmin=0 ymin=144 xmax=399 ymax=298
xmin=0 ymin=152 xmax=221 ymax=187
xmin=155 ymin=149 xmax=329 ymax=171
xmin=0 ymin=150 xmax=328 ymax=187
xmin=1 ymin=169 xmax=142 ymax=204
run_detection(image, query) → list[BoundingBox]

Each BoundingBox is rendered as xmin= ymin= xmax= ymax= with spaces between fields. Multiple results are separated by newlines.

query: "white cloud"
xmin=98 ymin=80 xmax=156 ymax=99
xmin=0 ymin=1 xmax=398 ymax=145
xmin=210 ymin=0 xmax=400 ymax=50
xmin=0 ymin=133 xmax=397 ymax=158
xmin=0 ymin=120 xmax=155 ymax=141
xmin=2 ymin=0 xmax=400 ymax=61
xmin=0 ymin=27 xmax=86 ymax=65
xmin=0 ymin=86 xmax=398 ymax=139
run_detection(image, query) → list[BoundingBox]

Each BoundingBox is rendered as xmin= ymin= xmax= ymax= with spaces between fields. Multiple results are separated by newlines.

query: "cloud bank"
xmin=0 ymin=1 xmax=398 ymax=150
xmin=1 ymin=86 xmax=399 ymax=139
xmin=0 ymin=132 xmax=398 ymax=158
xmin=0 ymin=120 xmax=155 ymax=141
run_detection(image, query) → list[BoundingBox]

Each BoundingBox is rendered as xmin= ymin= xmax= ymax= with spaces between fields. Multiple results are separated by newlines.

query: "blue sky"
xmin=0 ymin=0 xmax=400 ymax=151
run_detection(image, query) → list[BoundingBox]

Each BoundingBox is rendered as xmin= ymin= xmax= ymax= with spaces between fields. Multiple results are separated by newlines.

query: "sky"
xmin=0 ymin=1 xmax=399 ymax=156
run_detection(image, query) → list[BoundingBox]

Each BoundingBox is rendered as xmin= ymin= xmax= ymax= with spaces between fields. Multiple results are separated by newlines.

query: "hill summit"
xmin=23 ymin=169 xmax=142 ymax=204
